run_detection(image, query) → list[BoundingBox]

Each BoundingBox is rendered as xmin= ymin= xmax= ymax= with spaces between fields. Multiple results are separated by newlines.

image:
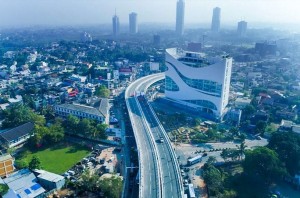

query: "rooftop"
xmin=56 ymin=103 xmax=106 ymax=117
xmin=3 ymin=169 xmax=46 ymax=198
xmin=0 ymin=122 xmax=34 ymax=142
xmin=166 ymin=48 xmax=229 ymax=68
xmin=34 ymin=169 xmax=64 ymax=183
xmin=0 ymin=154 xmax=13 ymax=162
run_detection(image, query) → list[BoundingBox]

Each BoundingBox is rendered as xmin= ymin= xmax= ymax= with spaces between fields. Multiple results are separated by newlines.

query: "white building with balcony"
xmin=165 ymin=48 xmax=232 ymax=120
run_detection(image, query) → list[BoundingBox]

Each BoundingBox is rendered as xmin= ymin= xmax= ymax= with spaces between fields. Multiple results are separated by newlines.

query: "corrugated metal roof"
xmin=36 ymin=169 xmax=64 ymax=183
xmin=3 ymin=169 xmax=46 ymax=198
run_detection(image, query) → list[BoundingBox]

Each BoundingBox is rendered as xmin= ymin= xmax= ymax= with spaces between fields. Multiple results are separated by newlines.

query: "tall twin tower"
xmin=175 ymin=0 xmax=222 ymax=35
xmin=112 ymin=12 xmax=138 ymax=36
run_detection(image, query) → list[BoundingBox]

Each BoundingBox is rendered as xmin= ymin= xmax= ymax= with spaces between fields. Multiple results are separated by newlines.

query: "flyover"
xmin=125 ymin=73 xmax=183 ymax=198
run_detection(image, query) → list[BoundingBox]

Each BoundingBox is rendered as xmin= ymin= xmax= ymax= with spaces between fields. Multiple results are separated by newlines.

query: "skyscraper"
xmin=176 ymin=0 xmax=185 ymax=36
xmin=237 ymin=20 xmax=247 ymax=36
xmin=129 ymin=12 xmax=138 ymax=34
xmin=165 ymin=48 xmax=232 ymax=120
xmin=112 ymin=14 xmax=120 ymax=36
xmin=211 ymin=7 xmax=221 ymax=32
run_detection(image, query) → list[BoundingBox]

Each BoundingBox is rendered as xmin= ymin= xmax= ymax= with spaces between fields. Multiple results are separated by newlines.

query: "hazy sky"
xmin=0 ymin=0 xmax=299 ymax=28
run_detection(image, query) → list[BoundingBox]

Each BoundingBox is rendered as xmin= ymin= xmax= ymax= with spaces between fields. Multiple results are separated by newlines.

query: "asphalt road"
xmin=139 ymin=97 xmax=182 ymax=198
xmin=126 ymin=73 xmax=183 ymax=198
xmin=126 ymin=75 xmax=163 ymax=198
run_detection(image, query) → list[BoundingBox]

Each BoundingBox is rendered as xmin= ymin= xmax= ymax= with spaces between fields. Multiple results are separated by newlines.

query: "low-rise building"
xmin=33 ymin=169 xmax=65 ymax=191
xmin=0 ymin=154 xmax=14 ymax=178
xmin=235 ymin=97 xmax=251 ymax=108
xmin=54 ymin=102 xmax=108 ymax=123
xmin=3 ymin=169 xmax=46 ymax=198
xmin=0 ymin=122 xmax=34 ymax=148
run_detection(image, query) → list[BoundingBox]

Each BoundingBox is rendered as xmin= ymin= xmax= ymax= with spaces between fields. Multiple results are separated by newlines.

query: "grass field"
xmin=17 ymin=143 xmax=90 ymax=174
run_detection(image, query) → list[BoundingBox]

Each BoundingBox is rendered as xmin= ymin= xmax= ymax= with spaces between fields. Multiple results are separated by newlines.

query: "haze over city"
xmin=1 ymin=1 xmax=300 ymax=198
xmin=0 ymin=0 xmax=300 ymax=30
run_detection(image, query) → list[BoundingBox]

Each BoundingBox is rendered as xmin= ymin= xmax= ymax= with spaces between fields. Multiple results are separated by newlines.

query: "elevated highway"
xmin=125 ymin=73 xmax=183 ymax=198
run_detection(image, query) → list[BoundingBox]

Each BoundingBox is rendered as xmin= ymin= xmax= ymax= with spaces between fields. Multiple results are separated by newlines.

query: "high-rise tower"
xmin=211 ymin=7 xmax=221 ymax=32
xmin=176 ymin=0 xmax=185 ymax=36
xmin=112 ymin=13 xmax=120 ymax=36
xmin=237 ymin=20 xmax=247 ymax=36
xmin=129 ymin=12 xmax=138 ymax=34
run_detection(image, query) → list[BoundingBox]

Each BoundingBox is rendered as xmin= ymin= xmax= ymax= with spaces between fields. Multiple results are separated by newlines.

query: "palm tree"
xmin=236 ymin=141 xmax=247 ymax=160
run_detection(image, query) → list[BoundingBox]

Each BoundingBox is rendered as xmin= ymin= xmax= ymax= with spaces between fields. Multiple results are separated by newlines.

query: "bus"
xmin=187 ymin=155 xmax=202 ymax=166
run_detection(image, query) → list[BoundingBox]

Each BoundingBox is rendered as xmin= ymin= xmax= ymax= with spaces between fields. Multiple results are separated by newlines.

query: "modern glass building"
xmin=165 ymin=48 xmax=232 ymax=120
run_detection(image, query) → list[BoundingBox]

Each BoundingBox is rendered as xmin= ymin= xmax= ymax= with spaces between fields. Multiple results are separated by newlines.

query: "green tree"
xmin=99 ymin=175 xmax=123 ymax=198
xmin=27 ymin=125 xmax=49 ymax=148
xmin=64 ymin=114 xmax=80 ymax=133
xmin=242 ymin=105 xmax=255 ymax=119
xmin=47 ymin=121 xmax=65 ymax=143
xmin=0 ymin=184 xmax=9 ymax=196
xmin=79 ymin=170 xmax=100 ymax=192
xmin=255 ymin=120 xmax=267 ymax=135
xmin=207 ymin=156 xmax=217 ymax=165
xmin=236 ymin=141 xmax=247 ymax=160
xmin=243 ymin=147 xmax=287 ymax=184
xmin=29 ymin=156 xmax=42 ymax=170
xmin=2 ymin=104 xmax=45 ymax=129
xmin=95 ymin=85 xmax=110 ymax=98
xmin=96 ymin=123 xmax=108 ymax=139
xmin=15 ymin=159 xmax=28 ymax=169
xmin=78 ymin=118 xmax=93 ymax=136
xmin=229 ymin=127 xmax=239 ymax=137
xmin=221 ymin=149 xmax=240 ymax=162
xmin=202 ymin=163 xmax=223 ymax=196
xmin=268 ymin=132 xmax=300 ymax=175
xmin=194 ymin=118 xmax=202 ymax=126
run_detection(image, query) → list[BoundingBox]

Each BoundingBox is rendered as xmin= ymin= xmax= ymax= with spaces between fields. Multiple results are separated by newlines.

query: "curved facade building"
xmin=165 ymin=48 xmax=232 ymax=119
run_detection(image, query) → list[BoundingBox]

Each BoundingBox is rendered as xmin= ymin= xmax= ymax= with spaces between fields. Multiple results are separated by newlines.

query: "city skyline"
xmin=0 ymin=0 xmax=299 ymax=30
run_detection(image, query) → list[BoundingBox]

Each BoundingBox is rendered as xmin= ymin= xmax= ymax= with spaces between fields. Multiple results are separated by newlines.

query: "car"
xmin=203 ymin=152 xmax=208 ymax=157
xmin=160 ymin=138 xmax=164 ymax=143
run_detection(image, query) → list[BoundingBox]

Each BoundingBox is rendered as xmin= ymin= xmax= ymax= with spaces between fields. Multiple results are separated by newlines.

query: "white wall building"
xmin=165 ymin=48 xmax=232 ymax=120
xmin=54 ymin=102 xmax=109 ymax=124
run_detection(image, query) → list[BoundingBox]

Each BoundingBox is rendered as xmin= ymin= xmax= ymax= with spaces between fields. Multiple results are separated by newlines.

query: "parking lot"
xmin=62 ymin=144 xmax=122 ymax=183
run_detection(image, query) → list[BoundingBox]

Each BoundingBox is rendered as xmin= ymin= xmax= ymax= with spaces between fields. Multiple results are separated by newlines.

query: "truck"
xmin=187 ymin=155 xmax=202 ymax=166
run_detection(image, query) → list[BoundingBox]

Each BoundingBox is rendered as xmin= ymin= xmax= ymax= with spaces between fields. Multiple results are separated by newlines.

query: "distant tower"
xmin=129 ymin=12 xmax=138 ymax=34
xmin=237 ymin=20 xmax=247 ymax=36
xmin=176 ymin=0 xmax=185 ymax=36
xmin=112 ymin=11 xmax=120 ymax=36
xmin=211 ymin=7 xmax=221 ymax=32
